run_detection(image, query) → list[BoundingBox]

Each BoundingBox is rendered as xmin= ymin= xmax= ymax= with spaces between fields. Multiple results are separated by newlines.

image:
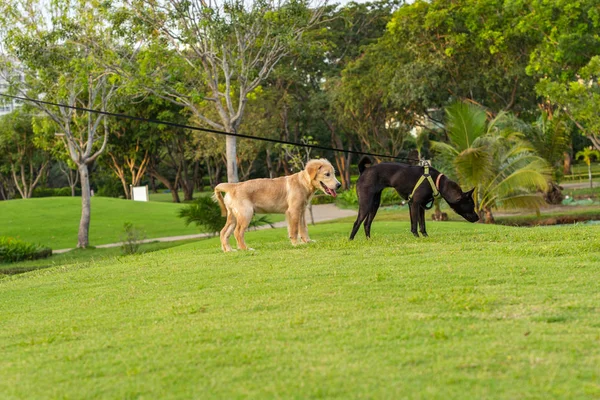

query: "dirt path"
xmin=53 ymin=204 xmax=357 ymax=254
xmin=560 ymin=181 xmax=598 ymax=190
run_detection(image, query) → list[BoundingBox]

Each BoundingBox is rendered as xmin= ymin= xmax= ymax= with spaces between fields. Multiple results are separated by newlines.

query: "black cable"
xmin=0 ymin=92 xmax=420 ymax=163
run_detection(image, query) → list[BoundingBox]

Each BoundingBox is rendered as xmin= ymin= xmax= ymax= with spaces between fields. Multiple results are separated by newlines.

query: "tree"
xmin=0 ymin=108 xmax=50 ymax=198
xmin=575 ymin=147 xmax=600 ymax=189
xmin=104 ymin=96 xmax=176 ymax=200
xmin=310 ymin=0 xmax=398 ymax=188
xmin=374 ymin=0 xmax=542 ymax=117
xmin=432 ymin=101 xmax=551 ymax=223
xmin=524 ymin=0 xmax=600 ymax=150
xmin=0 ymin=0 xmax=124 ymax=247
xmin=31 ymin=115 xmax=80 ymax=197
xmin=123 ymin=0 xmax=323 ymax=183
xmin=522 ymin=112 xmax=570 ymax=177
xmin=536 ymin=57 xmax=600 ymax=151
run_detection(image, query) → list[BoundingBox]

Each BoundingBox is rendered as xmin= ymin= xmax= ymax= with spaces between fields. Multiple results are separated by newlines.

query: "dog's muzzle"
xmin=320 ymin=181 xmax=338 ymax=197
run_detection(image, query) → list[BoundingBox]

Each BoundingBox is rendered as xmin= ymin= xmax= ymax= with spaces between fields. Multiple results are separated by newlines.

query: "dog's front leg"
xmin=418 ymin=206 xmax=428 ymax=237
xmin=286 ymin=209 xmax=300 ymax=245
xmin=409 ymin=204 xmax=420 ymax=238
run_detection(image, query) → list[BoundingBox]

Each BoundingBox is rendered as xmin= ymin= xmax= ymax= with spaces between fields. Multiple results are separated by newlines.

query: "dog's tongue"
xmin=329 ymin=188 xmax=337 ymax=198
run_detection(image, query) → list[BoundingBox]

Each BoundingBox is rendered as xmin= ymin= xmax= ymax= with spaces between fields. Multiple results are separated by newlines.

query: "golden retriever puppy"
xmin=213 ymin=158 xmax=341 ymax=252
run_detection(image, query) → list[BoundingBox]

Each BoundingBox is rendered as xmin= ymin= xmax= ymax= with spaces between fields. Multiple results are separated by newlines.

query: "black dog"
xmin=349 ymin=157 xmax=479 ymax=239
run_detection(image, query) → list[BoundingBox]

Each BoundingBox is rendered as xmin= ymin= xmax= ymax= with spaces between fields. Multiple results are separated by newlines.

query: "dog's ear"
xmin=305 ymin=160 xmax=322 ymax=180
xmin=465 ymin=188 xmax=475 ymax=199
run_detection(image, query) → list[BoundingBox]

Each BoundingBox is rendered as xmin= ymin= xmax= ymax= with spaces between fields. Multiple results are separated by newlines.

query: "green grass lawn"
xmin=148 ymin=190 xmax=209 ymax=203
xmin=0 ymin=196 xmax=286 ymax=251
xmin=0 ymin=239 xmax=201 ymax=275
xmin=563 ymin=162 xmax=600 ymax=182
xmin=0 ymin=197 xmax=200 ymax=250
xmin=1 ymin=216 xmax=599 ymax=399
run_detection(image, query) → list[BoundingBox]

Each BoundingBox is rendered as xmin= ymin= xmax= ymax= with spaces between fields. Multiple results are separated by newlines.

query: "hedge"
xmin=0 ymin=237 xmax=52 ymax=263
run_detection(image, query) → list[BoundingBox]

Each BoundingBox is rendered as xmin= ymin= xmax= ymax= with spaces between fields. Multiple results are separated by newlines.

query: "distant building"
xmin=0 ymin=64 xmax=24 ymax=116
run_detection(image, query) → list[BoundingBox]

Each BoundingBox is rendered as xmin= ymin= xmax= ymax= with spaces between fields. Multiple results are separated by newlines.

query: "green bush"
xmin=32 ymin=187 xmax=56 ymax=198
xmin=96 ymin=178 xmax=123 ymax=198
xmin=178 ymin=196 xmax=273 ymax=235
xmin=120 ymin=222 xmax=146 ymax=255
xmin=55 ymin=187 xmax=80 ymax=196
xmin=32 ymin=187 xmax=80 ymax=197
xmin=312 ymin=194 xmax=336 ymax=205
xmin=335 ymin=187 xmax=404 ymax=208
xmin=0 ymin=236 xmax=52 ymax=263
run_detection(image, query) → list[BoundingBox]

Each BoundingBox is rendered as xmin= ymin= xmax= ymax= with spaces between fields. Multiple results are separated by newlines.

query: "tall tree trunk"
xmin=484 ymin=207 xmax=495 ymax=224
xmin=150 ymin=175 xmax=157 ymax=193
xmin=10 ymin=160 xmax=47 ymax=199
xmin=324 ymin=120 xmax=352 ymax=189
xmin=197 ymin=172 xmax=204 ymax=191
xmin=0 ymin=178 xmax=7 ymax=200
xmin=108 ymin=155 xmax=131 ymax=199
xmin=193 ymin=160 xmax=201 ymax=192
xmin=180 ymin=159 xmax=195 ymax=201
xmin=150 ymin=169 xmax=181 ymax=203
xmin=588 ymin=163 xmax=593 ymax=189
xmin=77 ymin=163 xmax=92 ymax=248
xmin=204 ymin=156 xmax=215 ymax=188
xmin=334 ymin=152 xmax=352 ymax=190
xmin=182 ymin=183 xmax=194 ymax=201
xmin=226 ymin=135 xmax=239 ymax=183
xmin=563 ymin=151 xmax=572 ymax=176
xmin=265 ymin=148 xmax=275 ymax=178
xmin=214 ymin=160 xmax=223 ymax=185
xmin=10 ymin=164 xmax=26 ymax=199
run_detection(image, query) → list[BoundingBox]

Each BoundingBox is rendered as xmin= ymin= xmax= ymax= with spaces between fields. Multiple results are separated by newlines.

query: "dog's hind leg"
xmin=364 ymin=190 xmax=382 ymax=239
xmin=298 ymin=209 xmax=313 ymax=243
xmin=350 ymin=189 xmax=376 ymax=240
xmin=349 ymin=208 xmax=368 ymax=240
xmin=233 ymin=204 xmax=254 ymax=250
xmin=418 ymin=206 xmax=428 ymax=237
xmin=220 ymin=211 xmax=237 ymax=252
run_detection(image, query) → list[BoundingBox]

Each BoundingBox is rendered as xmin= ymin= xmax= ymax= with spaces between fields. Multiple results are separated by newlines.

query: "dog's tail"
xmin=358 ymin=156 xmax=373 ymax=175
xmin=213 ymin=183 xmax=237 ymax=217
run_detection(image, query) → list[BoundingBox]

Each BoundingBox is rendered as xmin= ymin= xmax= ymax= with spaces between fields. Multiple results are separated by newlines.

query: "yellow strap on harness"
xmin=407 ymin=166 xmax=440 ymax=206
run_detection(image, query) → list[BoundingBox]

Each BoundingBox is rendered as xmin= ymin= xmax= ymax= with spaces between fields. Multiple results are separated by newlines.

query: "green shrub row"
xmin=311 ymin=194 xmax=336 ymax=205
xmin=0 ymin=237 xmax=52 ymax=263
xmin=335 ymin=187 xmax=404 ymax=208
xmin=33 ymin=187 xmax=80 ymax=198
xmin=178 ymin=196 xmax=273 ymax=235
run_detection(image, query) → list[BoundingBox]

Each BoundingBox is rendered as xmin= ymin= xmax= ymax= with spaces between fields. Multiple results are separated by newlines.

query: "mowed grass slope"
xmin=0 ymin=197 xmax=200 ymax=249
xmin=1 ymin=219 xmax=599 ymax=399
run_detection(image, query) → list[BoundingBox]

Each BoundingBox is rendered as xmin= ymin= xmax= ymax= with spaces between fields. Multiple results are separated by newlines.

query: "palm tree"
xmin=432 ymin=101 xmax=551 ymax=223
xmin=526 ymin=112 xmax=570 ymax=180
xmin=575 ymin=147 xmax=600 ymax=189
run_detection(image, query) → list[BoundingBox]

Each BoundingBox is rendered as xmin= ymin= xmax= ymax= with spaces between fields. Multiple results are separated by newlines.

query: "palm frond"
xmin=492 ymin=167 xmax=550 ymax=198
xmin=445 ymin=101 xmax=487 ymax=151
xmin=454 ymin=146 xmax=493 ymax=187
xmin=430 ymin=140 xmax=460 ymax=157
xmin=496 ymin=193 xmax=547 ymax=210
